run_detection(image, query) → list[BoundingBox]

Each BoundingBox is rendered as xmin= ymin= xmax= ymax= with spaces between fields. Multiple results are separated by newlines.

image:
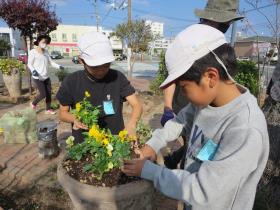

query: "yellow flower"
xmin=75 ymin=102 xmax=81 ymax=112
xmin=106 ymin=143 xmax=113 ymax=157
xmin=85 ymin=91 xmax=91 ymax=97
xmin=107 ymin=162 xmax=114 ymax=170
xmin=106 ymin=144 xmax=113 ymax=152
xmin=0 ymin=128 xmax=3 ymax=133
xmin=102 ymin=138 xmax=109 ymax=146
xmin=118 ymin=130 xmax=128 ymax=142
xmin=89 ymin=125 xmax=103 ymax=142
xmin=129 ymin=135 xmax=137 ymax=142
xmin=107 ymin=150 xmax=112 ymax=157
xmin=66 ymin=136 xmax=75 ymax=148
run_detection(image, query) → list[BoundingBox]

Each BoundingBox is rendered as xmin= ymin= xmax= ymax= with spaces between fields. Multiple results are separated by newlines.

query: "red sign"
xmin=49 ymin=42 xmax=77 ymax=47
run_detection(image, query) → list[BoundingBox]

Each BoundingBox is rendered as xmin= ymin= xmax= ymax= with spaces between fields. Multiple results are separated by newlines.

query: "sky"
xmin=0 ymin=0 xmax=278 ymax=39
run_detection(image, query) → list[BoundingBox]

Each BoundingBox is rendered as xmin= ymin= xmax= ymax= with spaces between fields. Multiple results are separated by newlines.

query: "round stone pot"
xmin=2 ymin=68 xmax=21 ymax=98
xmin=57 ymin=158 xmax=155 ymax=210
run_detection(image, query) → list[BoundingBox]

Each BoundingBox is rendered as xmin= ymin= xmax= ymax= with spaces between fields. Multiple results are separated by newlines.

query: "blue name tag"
xmin=196 ymin=139 xmax=218 ymax=161
xmin=103 ymin=100 xmax=115 ymax=115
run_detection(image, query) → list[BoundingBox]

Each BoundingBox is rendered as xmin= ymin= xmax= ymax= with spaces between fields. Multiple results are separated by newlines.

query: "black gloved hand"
xmin=59 ymin=66 xmax=65 ymax=70
xmin=160 ymin=108 xmax=175 ymax=127
xmin=32 ymin=70 xmax=39 ymax=77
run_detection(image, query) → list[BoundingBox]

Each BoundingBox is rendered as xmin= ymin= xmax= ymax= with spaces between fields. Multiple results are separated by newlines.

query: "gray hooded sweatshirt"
xmin=141 ymin=87 xmax=269 ymax=210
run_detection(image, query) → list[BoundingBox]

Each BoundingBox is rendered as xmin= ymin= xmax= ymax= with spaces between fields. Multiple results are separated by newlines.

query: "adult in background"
xmin=28 ymin=34 xmax=64 ymax=114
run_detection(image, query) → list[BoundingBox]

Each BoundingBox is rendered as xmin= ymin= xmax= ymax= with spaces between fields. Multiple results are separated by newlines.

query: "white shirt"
xmin=28 ymin=48 xmax=60 ymax=81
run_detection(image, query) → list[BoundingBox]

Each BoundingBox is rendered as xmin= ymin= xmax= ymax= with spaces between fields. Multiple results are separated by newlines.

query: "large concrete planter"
xmin=57 ymin=158 xmax=155 ymax=210
xmin=2 ymin=68 xmax=21 ymax=97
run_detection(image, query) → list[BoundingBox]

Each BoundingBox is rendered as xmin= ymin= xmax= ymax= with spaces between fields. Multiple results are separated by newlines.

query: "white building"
xmin=48 ymin=24 xmax=123 ymax=57
xmin=145 ymin=20 xmax=164 ymax=38
xmin=0 ymin=27 xmax=24 ymax=57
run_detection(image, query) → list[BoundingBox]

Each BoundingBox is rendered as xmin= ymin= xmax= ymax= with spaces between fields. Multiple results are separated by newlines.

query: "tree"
xmin=113 ymin=19 xmax=153 ymax=78
xmin=0 ymin=0 xmax=59 ymax=96
xmin=0 ymin=39 xmax=11 ymax=56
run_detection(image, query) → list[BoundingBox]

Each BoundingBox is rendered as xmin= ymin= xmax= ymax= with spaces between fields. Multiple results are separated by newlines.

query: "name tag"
xmin=103 ymin=95 xmax=115 ymax=115
xmin=196 ymin=139 xmax=218 ymax=161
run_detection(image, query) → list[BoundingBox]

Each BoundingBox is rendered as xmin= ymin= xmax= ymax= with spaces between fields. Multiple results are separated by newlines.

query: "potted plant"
xmin=0 ymin=58 xmax=24 ymax=97
xmin=57 ymin=91 xmax=155 ymax=210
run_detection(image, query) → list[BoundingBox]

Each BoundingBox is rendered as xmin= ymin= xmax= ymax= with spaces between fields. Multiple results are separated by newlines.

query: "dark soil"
xmin=63 ymin=154 xmax=141 ymax=187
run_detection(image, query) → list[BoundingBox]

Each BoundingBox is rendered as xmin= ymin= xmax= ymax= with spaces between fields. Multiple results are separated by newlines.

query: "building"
xmin=48 ymin=24 xmax=123 ymax=57
xmin=234 ymin=36 xmax=277 ymax=61
xmin=0 ymin=27 xmax=24 ymax=57
xmin=145 ymin=20 xmax=164 ymax=38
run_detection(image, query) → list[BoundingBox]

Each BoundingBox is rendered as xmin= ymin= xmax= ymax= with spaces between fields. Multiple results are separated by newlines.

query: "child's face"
xmin=179 ymin=69 xmax=219 ymax=107
xmin=84 ymin=63 xmax=110 ymax=80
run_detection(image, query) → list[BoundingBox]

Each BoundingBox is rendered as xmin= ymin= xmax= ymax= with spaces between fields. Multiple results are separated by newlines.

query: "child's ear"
xmin=204 ymin=67 xmax=219 ymax=88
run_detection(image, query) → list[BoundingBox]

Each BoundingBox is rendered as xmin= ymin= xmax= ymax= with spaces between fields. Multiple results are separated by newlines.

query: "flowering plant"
xmin=71 ymin=91 xmax=100 ymax=127
xmin=66 ymin=91 xmax=138 ymax=179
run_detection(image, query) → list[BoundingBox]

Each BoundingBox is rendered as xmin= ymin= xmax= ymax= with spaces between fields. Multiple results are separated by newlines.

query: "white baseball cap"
xmin=160 ymin=24 xmax=227 ymax=88
xmin=78 ymin=31 xmax=115 ymax=67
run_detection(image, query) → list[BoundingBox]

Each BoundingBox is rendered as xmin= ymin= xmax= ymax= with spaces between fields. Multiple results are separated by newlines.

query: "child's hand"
xmin=140 ymin=145 xmax=157 ymax=161
xmin=122 ymin=150 xmax=147 ymax=177
xmin=73 ymin=119 xmax=88 ymax=130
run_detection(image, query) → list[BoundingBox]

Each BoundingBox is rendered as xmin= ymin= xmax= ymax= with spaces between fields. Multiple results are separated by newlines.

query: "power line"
xmin=101 ymin=7 xmax=113 ymax=24
xmin=242 ymin=3 xmax=277 ymax=13
xmin=132 ymin=8 xmax=197 ymax=22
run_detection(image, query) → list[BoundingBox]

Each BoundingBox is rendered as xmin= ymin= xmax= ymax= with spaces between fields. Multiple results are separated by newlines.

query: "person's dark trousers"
xmin=164 ymin=135 xmax=188 ymax=169
xmin=32 ymin=78 xmax=52 ymax=110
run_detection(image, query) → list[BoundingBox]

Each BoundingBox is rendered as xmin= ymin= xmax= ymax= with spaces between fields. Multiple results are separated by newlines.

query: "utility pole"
xmin=127 ymin=0 xmax=132 ymax=78
xmin=93 ymin=0 xmax=100 ymax=32
xmin=230 ymin=21 xmax=237 ymax=47
xmin=128 ymin=0 xmax=131 ymax=25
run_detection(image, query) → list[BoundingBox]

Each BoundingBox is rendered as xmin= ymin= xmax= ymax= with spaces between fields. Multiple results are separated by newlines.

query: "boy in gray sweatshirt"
xmin=122 ymin=24 xmax=269 ymax=210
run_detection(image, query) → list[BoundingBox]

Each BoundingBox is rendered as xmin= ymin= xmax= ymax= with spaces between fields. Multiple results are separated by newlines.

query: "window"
xmin=0 ymin=33 xmax=10 ymax=43
xmin=72 ymin=33 xmax=77 ymax=42
xmin=62 ymin=33 xmax=67 ymax=42
xmin=51 ymin=33 xmax=57 ymax=41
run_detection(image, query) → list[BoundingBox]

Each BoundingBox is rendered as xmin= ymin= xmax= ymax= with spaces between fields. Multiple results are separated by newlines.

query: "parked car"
xmin=72 ymin=55 xmax=80 ymax=64
xmin=115 ymin=54 xmax=127 ymax=61
xmin=50 ymin=51 xmax=63 ymax=59
xmin=18 ymin=52 xmax=28 ymax=64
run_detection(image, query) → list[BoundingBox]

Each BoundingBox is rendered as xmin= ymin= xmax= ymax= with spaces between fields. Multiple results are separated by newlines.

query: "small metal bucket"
xmin=37 ymin=121 xmax=59 ymax=159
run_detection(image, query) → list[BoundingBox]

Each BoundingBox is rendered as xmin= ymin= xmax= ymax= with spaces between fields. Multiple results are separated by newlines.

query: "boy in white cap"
xmin=162 ymin=0 xmax=244 ymax=169
xmin=122 ymin=24 xmax=269 ymax=210
xmin=56 ymin=32 xmax=142 ymax=144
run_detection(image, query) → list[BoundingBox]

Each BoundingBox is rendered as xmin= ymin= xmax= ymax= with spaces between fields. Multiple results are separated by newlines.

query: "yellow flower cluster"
xmin=118 ymin=130 xmax=136 ymax=142
xmin=118 ymin=130 xmax=128 ymax=142
xmin=89 ymin=125 xmax=104 ymax=142
xmin=0 ymin=128 xmax=3 ymax=133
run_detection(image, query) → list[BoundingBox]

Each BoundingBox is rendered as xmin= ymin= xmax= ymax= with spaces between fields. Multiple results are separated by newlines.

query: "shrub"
xmin=150 ymin=51 xmax=168 ymax=94
xmin=0 ymin=58 xmax=25 ymax=75
xmin=235 ymin=60 xmax=260 ymax=97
